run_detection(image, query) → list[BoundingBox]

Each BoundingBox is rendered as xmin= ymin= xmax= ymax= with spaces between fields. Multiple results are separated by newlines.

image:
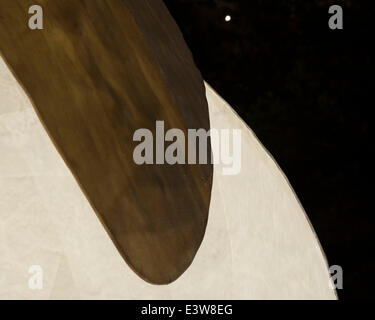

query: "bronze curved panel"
xmin=0 ymin=0 xmax=213 ymax=284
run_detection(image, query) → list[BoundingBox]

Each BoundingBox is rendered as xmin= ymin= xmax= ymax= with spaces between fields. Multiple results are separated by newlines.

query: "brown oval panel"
xmin=0 ymin=0 xmax=213 ymax=284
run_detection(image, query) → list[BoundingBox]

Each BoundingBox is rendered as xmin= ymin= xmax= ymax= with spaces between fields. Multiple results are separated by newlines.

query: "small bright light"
xmin=225 ymin=15 xmax=231 ymax=22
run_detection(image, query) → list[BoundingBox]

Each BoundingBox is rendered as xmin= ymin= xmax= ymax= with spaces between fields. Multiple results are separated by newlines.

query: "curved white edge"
xmin=0 ymin=56 xmax=337 ymax=299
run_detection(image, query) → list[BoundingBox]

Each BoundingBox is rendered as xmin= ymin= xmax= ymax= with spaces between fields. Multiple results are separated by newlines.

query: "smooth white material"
xmin=0 ymin=56 xmax=336 ymax=299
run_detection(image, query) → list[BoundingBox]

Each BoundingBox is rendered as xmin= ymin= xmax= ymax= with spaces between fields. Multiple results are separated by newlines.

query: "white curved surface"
xmin=0 ymin=56 xmax=336 ymax=299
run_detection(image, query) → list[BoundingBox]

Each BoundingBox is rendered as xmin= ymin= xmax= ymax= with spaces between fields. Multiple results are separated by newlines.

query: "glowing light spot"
xmin=225 ymin=15 xmax=231 ymax=22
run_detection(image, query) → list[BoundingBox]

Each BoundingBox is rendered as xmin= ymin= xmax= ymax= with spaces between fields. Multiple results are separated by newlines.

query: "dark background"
xmin=164 ymin=0 xmax=373 ymax=300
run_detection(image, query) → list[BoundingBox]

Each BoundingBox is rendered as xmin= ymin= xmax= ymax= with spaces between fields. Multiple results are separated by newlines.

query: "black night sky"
xmin=164 ymin=0 xmax=373 ymax=300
